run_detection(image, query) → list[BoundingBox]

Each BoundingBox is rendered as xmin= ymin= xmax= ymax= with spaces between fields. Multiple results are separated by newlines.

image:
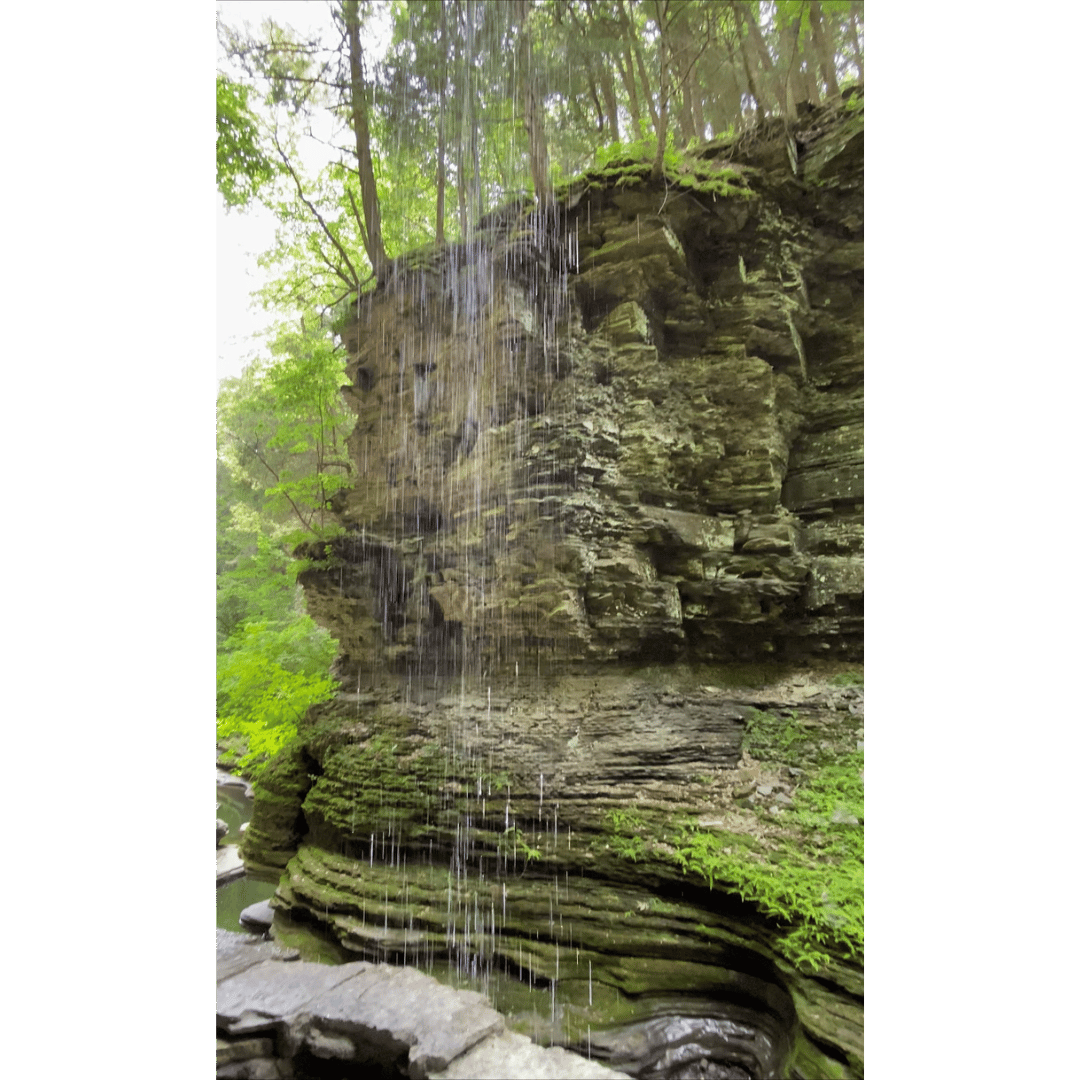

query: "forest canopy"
xmin=218 ymin=0 xmax=864 ymax=287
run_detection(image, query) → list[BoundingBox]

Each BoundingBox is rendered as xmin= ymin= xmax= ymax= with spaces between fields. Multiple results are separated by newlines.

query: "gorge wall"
xmin=240 ymin=88 xmax=864 ymax=1080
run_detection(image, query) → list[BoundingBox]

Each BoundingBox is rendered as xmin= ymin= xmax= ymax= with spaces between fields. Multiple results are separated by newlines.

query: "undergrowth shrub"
xmin=672 ymin=749 xmax=864 ymax=973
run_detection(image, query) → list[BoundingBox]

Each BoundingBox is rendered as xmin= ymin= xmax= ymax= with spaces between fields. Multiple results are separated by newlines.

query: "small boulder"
xmin=217 ymin=818 xmax=229 ymax=846
xmin=240 ymin=899 xmax=276 ymax=932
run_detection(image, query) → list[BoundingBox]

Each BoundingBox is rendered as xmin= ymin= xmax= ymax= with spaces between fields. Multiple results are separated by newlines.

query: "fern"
xmin=670 ymin=747 xmax=864 ymax=971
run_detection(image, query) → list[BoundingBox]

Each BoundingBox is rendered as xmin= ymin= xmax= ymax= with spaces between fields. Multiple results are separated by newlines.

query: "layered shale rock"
xmin=243 ymin=88 xmax=864 ymax=1080
xmin=298 ymin=91 xmax=862 ymax=677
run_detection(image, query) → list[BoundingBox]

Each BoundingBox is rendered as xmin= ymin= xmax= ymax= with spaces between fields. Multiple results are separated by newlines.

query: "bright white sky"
xmin=216 ymin=0 xmax=389 ymax=383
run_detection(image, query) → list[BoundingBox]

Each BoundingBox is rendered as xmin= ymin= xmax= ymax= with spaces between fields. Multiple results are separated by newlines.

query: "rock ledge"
xmin=217 ymin=931 xmax=628 ymax=1079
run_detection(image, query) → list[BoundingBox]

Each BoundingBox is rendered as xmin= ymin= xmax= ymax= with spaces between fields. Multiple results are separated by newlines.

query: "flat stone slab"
xmin=218 ymin=959 xmax=369 ymax=1034
xmin=217 ymin=844 xmax=245 ymax=884
xmin=429 ymin=1030 xmax=631 ymax=1079
xmin=216 ymin=940 xmax=625 ymax=1079
xmin=239 ymin=900 xmax=275 ymax=931
xmin=218 ymin=959 xmax=502 ymax=1077
xmin=305 ymin=963 xmax=504 ymax=1078
xmin=216 ymin=931 xmax=300 ymax=982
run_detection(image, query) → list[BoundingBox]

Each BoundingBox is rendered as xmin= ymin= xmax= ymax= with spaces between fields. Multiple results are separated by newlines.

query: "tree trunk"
xmin=734 ymin=1 xmax=776 ymax=118
xmin=732 ymin=10 xmax=765 ymax=124
xmin=808 ymin=1 xmax=839 ymax=97
xmin=436 ymin=0 xmax=448 ymax=243
xmin=342 ymin=0 xmax=388 ymax=277
xmin=464 ymin=0 xmax=483 ymax=227
xmin=457 ymin=143 xmax=469 ymax=237
xmin=598 ymin=59 xmax=620 ymax=142
xmin=650 ymin=0 xmax=670 ymax=182
xmin=515 ymin=0 xmax=551 ymax=204
xmin=470 ymin=108 xmax=484 ymax=223
xmin=671 ymin=14 xmax=699 ymax=144
xmin=845 ymin=3 xmax=864 ymax=82
xmin=698 ymin=12 xmax=742 ymax=135
xmin=575 ymin=0 xmax=621 ymax=142
xmin=619 ymin=0 xmax=660 ymax=136
xmin=776 ymin=9 xmax=807 ymax=119
xmin=613 ymin=44 xmax=642 ymax=135
xmin=651 ymin=73 xmax=668 ymax=180
xmin=577 ymin=0 xmax=628 ymax=140
xmin=701 ymin=50 xmax=741 ymax=135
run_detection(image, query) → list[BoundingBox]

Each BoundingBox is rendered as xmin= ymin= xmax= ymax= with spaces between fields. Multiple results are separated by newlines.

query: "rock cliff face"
xmin=299 ymin=92 xmax=861 ymax=678
xmin=242 ymin=88 xmax=864 ymax=1080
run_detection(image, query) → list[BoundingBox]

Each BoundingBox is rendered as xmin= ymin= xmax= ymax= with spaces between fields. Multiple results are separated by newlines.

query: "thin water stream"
xmin=218 ymin=746 xmax=797 ymax=1078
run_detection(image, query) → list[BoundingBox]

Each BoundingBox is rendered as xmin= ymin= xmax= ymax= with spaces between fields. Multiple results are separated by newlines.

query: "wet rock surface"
xmin=217 ymin=931 xmax=627 ymax=1079
xmin=300 ymin=92 xmax=862 ymax=678
xmin=241 ymin=666 xmax=862 ymax=1077
xmin=240 ymin=900 xmax=276 ymax=932
xmin=587 ymin=1009 xmax=773 ymax=1080
xmin=240 ymin=91 xmax=864 ymax=1080
xmin=218 ymin=844 xmax=246 ymax=885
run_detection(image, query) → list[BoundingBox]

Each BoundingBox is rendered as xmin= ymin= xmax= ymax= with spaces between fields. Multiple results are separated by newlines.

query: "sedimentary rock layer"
xmin=298 ymin=88 xmax=863 ymax=680
xmin=242 ymin=88 xmax=865 ymax=1080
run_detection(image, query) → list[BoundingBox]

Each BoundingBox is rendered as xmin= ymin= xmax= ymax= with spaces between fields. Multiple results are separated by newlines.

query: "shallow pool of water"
xmin=217 ymin=780 xmax=277 ymax=933
xmin=217 ymin=874 xmax=278 ymax=933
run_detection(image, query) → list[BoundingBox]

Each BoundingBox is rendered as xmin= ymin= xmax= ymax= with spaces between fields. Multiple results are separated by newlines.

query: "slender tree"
xmin=341 ymin=0 xmax=389 ymax=278
xmin=515 ymin=0 xmax=552 ymax=204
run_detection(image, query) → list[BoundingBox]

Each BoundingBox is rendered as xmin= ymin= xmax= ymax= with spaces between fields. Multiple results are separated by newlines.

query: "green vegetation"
xmin=742 ymin=707 xmax=811 ymax=765
xmin=605 ymin=808 xmax=648 ymax=863
xmin=592 ymin=705 xmax=863 ymax=972
xmin=830 ymin=669 xmax=864 ymax=687
xmin=216 ymin=74 xmax=279 ymax=209
xmin=217 ymin=618 xmax=339 ymax=776
xmin=218 ymin=0 xmax=865 ymax=291
xmin=217 ymin=1 xmax=866 ymax=973
xmin=216 ymin=333 xmax=353 ymax=779
xmin=672 ymin=748 xmax=864 ymax=972
xmin=301 ymin=731 xmax=448 ymax=839
xmin=556 ymin=134 xmax=757 ymax=202
xmin=499 ymin=825 xmax=543 ymax=868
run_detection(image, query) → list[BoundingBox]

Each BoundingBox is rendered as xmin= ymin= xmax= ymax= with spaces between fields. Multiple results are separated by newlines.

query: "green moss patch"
xmin=555 ymin=141 xmax=758 ymax=204
xmin=670 ymin=747 xmax=864 ymax=973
